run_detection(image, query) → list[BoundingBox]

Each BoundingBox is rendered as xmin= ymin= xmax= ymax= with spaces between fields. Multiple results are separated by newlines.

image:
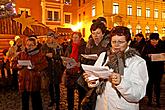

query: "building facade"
xmin=11 ymin=0 xmax=165 ymax=39
xmin=14 ymin=0 xmax=78 ymax=36
xmin=78 ymin=0 xmax=165 ymax=40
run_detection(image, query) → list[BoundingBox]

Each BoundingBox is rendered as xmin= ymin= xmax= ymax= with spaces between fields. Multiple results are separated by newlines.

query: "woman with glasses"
xmin=83 ymin=26 xmax=148 ymax=110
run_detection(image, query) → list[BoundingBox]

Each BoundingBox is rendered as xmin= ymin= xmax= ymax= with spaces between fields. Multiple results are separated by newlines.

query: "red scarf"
xmin=70 ymin=43 xmax=80 ymax=62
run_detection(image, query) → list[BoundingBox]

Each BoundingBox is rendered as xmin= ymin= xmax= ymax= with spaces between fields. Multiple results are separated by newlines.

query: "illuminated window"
xmin=127 ymin=24 xmax=132 ymax=35
xmin=137 ymin=6 xmax=142 ymax=16
xmin=19 ymin=8 xmax=31 ymax=15
xmin=48 ymin=11 xmax=52 ymax=21
xmin=54 ymin=11 xmax=59 ymax=21
xmin=145 ymin=25 xmax=150 ymax=34
xmin=127 ymin=5 xmax=132 ymax=16
xmin=47 ymin=10 xmax=60 ymax=21
xmin=162 ymin=11 xmax=165 ymax=19
xmin=146 ymin=8 xmax=150 ymax=17
xmin=162 ymin=27 xmax=165 ymax=33
xmin=64 ymin=0 xmax=71 ymax=4
xmin=64 ymin=14 xmax=71 ymax=23
xmin=136 ymin=25 xmax=142 ymax=34
xmin=113 ymin=3 xmax=119 ymax=14
xmin=154 ymin=26 xmax=158 ymax=33
xmin=114 ymin=23 xmax=118 ymax=27
xmin=154 ymin=9 xmax=158 ymax=18
xmin=92 ymin=5 xmax=96 ymax=17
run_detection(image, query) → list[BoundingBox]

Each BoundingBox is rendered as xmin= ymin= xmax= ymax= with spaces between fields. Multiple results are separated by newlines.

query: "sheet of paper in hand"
xmin=81 ymin=64 xmax=113 ymax=79
xmin=151 ymin=53 xmax=165 ymax=61
xmin=18 ymin=60 xmax=32 ymax=66
xmin=82 ymin=52 xmax=113 ymax=79
xmin=61 ymin=57 xmax=78 ymax=69
xmin=81 ymin=54 xmax=98 ymax=60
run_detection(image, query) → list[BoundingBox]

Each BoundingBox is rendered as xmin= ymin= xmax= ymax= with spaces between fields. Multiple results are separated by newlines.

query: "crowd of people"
xmin=0 ymin=16 xmax=165 ymax=110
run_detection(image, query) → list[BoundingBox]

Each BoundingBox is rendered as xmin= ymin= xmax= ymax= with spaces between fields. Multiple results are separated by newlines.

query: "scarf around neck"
xmin=96 ymin=47 xmax=140 ymax=95
xmin=26 ymin=47 xmax=40 ymax=56
xmin=69 ymin=42 xmax=80 ymax=62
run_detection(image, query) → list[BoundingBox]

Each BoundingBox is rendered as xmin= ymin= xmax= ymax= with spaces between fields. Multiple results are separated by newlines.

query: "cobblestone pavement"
xmin=0 ymin=75 xmax=165 ymax=110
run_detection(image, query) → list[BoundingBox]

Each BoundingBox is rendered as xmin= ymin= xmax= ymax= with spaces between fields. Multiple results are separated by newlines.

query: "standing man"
xmin=143 ymin=33 xmax=165 ymax=108
xmin=41 ymin=34 xmax=64 ymax=110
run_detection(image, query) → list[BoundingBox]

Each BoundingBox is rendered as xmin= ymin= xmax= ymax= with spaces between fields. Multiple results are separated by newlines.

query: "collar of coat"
xmin=105 ymin=47 xmax=140 ymax=75
xmin=26 ymin=47 xmax=40 ymax=56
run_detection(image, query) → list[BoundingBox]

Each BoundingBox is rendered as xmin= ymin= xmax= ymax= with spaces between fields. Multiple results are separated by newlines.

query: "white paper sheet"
xmin=61 ymin=57 xmax=78 ymax=69
xmin=18 ymin=60 xmax=32 ymax=66
xmin=81 ymin=52 xmax=113 ymax=79
xmin=151 ymin=53 xmax=165 ymax=61
xmin=81 ymin=54 xmax=98 ymax=60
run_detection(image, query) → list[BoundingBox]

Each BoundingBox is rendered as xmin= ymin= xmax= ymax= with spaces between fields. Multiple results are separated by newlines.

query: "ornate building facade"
xmin=78 ymin=0 xmax=165 ymax=39
xmin=14 ymin=0 xmax=78 ymax=36
xmin=11 ymin=0 xmax=165 ymax=39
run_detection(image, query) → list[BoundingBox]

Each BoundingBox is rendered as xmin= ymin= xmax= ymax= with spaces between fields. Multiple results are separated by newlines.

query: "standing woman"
xmin=12 ymin=37 xmax=48 ymax=110
xmin=64 ymin=32 xmax=86 ymax=110
xmin=83 ymin=26 xmax=148 ymax=110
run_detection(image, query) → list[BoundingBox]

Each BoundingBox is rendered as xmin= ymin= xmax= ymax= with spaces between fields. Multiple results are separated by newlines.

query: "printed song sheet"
xmin=18 ymin=60 xmax=32 ymax=66
xmin=81 ymin=54 xmax=98 ymax=60
xmin=151 ymin=53 xmax=165 ymax=61
xmin=61 ymin=57 xmax=78 ymax=69
xmin=81 ymin=52 xmax=113 ymax=79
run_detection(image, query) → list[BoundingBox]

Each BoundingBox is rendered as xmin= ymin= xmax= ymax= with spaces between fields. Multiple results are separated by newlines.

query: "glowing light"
xmin=15 ymin=35 xmax=20 ymax=41
xmin=71 ymin=22 xmax=82 ymax=32
xmin=9 ymin=40 xmax=14 ymax=47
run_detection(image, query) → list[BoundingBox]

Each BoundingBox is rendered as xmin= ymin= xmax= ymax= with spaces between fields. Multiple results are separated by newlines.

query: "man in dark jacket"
xmin=41 ymin=35 xmax=64 ymax=110
xmin=143 ymin=33 xmax=165 ymax=108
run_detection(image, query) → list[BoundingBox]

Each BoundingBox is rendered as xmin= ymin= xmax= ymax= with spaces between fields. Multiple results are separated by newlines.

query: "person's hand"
xmin=109 ymin=72 xmax=121 ymax=86
xmin=17 ymin=64 xmax=22 ymax=69
xmin=27 ymin=65 xmax=35 ymax=70
xmin=83 ymin=72 xmax=99 ymax=88
xmin=46 ymin=53 xmax=53 ymax=58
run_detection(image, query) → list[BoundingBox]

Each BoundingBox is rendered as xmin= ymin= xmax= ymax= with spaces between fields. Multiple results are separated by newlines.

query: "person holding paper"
xmin=11 ymin=37 xmax=48 ymax=110
xmin=143 ymin=33 xmax=165 ymax=107
xmin=86 ymin=21 xmax=110 ymax=58
xmin=64 ymin=32 xmax=86 ymax=110
xmin=83 ymin=26 xmax=148 ymax=110
xmin=40 ymin=34 xmax=64 ymax=110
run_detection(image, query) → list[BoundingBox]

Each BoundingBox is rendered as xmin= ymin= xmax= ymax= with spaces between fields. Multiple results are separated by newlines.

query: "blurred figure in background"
xmin=143 ymin=33 xmax=165 ymax=108
xmin=64 ymin=32 xmax=86 ymax=110
xmin=130 ymin=33 xmax=146 ymax=58
xmin=7 ymin=37 xmax=25 ymax=91
xmin=40 ymin=34 xmax=64 ymax=110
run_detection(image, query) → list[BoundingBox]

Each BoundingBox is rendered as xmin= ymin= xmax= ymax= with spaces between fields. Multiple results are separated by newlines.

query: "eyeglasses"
xmin=111 ymin=40 xmax=127 ymax=45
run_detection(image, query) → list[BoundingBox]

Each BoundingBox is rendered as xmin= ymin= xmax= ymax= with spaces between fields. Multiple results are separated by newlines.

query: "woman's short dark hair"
xmin=27 ymin=37 xmax=37 ymax=45
xmin=135 ymin=33 xmax=144 ymax=38
xmin=90 ymin=22 xmax=107 ymax=34
xmin=110 ymin=26 xmax=131 ymax=42
xmin=149 ymin=33 xmax=159 ymax=40
xmin=72 ymin=32 xmax=82 ymax=38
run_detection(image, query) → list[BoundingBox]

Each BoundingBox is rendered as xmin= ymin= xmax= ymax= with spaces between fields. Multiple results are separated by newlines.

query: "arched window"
xmin=114 ymin=23 xmax=118 ymax=27
xmin=162 ymin=27 xmax=165 ymax=34
xmin=145 ymin=25 xmax=150 ymax=34
xmin=154 ymin=26 xmax=158 ymax=33
xmin=136 ymin=24 xmax=142 ymax=34
xmin=127 ymin=24 xmax=132 ymax=35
